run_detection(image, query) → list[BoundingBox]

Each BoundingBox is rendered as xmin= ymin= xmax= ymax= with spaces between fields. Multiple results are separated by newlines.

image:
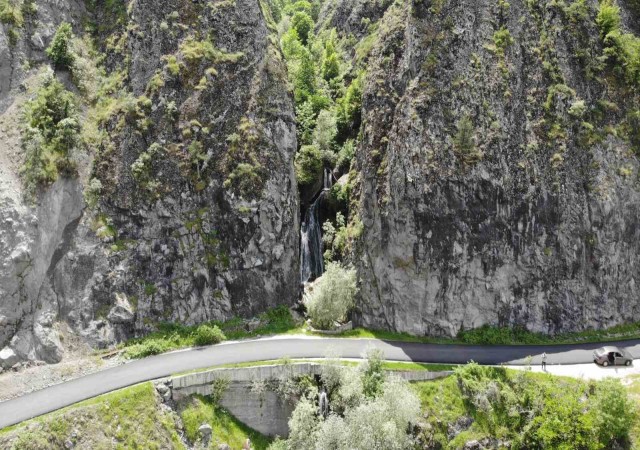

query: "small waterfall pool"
xmin=300 ymin=169 xmax=333 ymax=283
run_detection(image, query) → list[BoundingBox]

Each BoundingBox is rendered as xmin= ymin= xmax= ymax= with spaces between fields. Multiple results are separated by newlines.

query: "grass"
xmin=121 ymin=305 xmax=300 ymax=359
xmin=173 ymin=359 xmax=457 ymax=377
xmin=119 ymin=306 xmax=640 ymax=360
xmin=331 ymin=321 xmax=640 ymax=346
xmin=0 ymin=383 xmax=183 ymax=449
xmin=178 ymin=395 xmax=271 ymax=449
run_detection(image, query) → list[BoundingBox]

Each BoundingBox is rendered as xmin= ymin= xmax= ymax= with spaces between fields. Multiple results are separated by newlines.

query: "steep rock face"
xmin=0 ymin=0 xmax=299 ymax=364
xmin=353 ymin=0 xmax=640 ymax=336
xmin=86 ymin=0 xmax=300 ymax=338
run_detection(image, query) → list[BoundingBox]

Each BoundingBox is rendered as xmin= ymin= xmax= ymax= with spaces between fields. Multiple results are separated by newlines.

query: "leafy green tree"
xmin=295 ymin=144 xmax=323 ymax=186
xmin=337 ymin=72 xmax=364 ymax=139
xmin=360 ymin=348 xmax=384 ymax=398
xmin=291 ymin=11 xmax=313 ymax=45
xmin=313 ymin=109 xmax=337 ymax=161
xmin=21 ymin=73 xmax=79 ymax=190
xmin=306 ymin=262 xmax=357 ymax=330
xmin=286 ymin=398 xmax=319 ymax=449
xmin=592 ymin=378 xmax=636 ymax=445
xmin=46 ymin=22 xmax=75 ymax=69
xmin=281 ymin=27 xmax=305 ymax=61
xmin=322 ymin=41 xmax=340 ymax=81
xmin=294 ymin=50 xmax=316 ymax=102
xmin=296 ymin=101 xmax=317 ymax=145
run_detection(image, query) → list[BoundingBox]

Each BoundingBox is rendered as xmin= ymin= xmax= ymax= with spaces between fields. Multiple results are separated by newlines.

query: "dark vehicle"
xmin=593 ymin=346 xmax=633 ymax=367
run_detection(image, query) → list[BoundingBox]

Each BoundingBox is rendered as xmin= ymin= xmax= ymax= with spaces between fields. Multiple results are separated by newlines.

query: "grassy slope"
xmin=178 ymin=395 xmax=272 ymax=449
xmin=0 ymin=382 xmax=271 ymax=450
xmin=0 ymin=383 xmax=183 ymax=449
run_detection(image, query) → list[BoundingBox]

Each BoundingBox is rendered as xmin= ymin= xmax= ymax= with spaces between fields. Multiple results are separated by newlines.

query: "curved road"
xmin=1 ymin=336 xmax=639 ymax=429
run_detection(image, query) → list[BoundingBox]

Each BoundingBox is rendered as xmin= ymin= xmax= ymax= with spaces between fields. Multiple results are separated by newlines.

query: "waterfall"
xmin=323 ymin=168 xmax=333 ymax=190
xmin=300 ymin=169 xmax=332 ymax=283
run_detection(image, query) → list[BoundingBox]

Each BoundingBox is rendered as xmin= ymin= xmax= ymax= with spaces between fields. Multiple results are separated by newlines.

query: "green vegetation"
xmin=334 ymin=320 xmax=640 ymax=346
xmin=0 ymin=0 xmax=23 ymax=26
xmin=306 ymin=262 xmax=357 ymax=330
xmin=178 ymin=395 xmax=272 ymax=449
xmin=193 ymin=324 xmax=226 ymax=346
xmin=294 ymin=144 xmax=323 ymax=185
xmin=0 ymin=383 xmax=183 ymax=449
xmin=597 ymin=0 xmax=640 ymax=88
xmin=122 ymin=305 xmax=298 ymax=359
xmin=46 ymin=23 xmax=75 ymax=69
xmin=174 ymin=359 xmax=456 ymax=377
xmin=223 ymin=117 xmax=268 ymax=199
xmin=21 ymin=72 xmax=79 ymax=193
xmin=415 ymin=364 xmax=636 ymax=449
xmin=275 ymin=0 xmax=367 ymax=265
xmin=270 ymin=349 xmax=421 ymax=449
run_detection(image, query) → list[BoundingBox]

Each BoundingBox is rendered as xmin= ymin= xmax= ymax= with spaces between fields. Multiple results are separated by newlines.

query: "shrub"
xmin=596 ymin=0 xmax=621 ymax=37
xmin=306 ymin=262 xmax=358 ymax=330
xmin=193 ymin=324 xmax=226 ymax=346
xmin=0 ymin=0 xmax=23 ymax=26
xmin=454 ymin=115 xmax=475 ymax=155
xmin=46 ymin=23 xmax=75 ymax=69
xmin=123 ymin=339 xmax=168 ymax=359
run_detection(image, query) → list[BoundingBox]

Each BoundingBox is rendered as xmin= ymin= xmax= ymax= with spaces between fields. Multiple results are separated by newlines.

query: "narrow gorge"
xmin=0 ymin=0 xmax=639 ymax=369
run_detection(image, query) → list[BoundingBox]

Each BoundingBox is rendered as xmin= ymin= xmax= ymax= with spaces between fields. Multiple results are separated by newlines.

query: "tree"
xmin=281 ymin=27 xmax=305 ymax=61
xmin=291 ymin=11 xmax=314 ymax=45
xmin=295 ymin=144 xmax=323 ymax=186
xmin=313 ymin=109 xmax=337 ymax=161
xmin=286 ymin=398 xmax=319 ymax=450
xmin=592 ymin=378 xmax=636 ymax=445
xmin=322 ymin=41 xmax=340 ymax=81
xmin=294 ymin=50 xmax=316 ymax=102
xmin=306 ymin=262 xmax=357 ymax=330
xmin=46 ymin=22 xmax=75 ymax=69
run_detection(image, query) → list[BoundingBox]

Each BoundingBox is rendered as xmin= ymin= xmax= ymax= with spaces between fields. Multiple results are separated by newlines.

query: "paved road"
xmin=1 ymin=336 xmax=639 ymax=429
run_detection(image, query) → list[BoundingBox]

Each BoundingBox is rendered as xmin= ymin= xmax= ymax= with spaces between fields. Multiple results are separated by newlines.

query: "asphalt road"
xmin=1 ymin=336 xmax=639 ymax=430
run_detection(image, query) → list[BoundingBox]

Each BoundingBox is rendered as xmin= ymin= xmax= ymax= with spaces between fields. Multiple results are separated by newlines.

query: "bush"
xmin=193 ymin=324 xmax=226 ymax=346
xmin=306 ymin=262 xmax=357 ymax=330
xmin=123 ymin=339 xmax=168 ymax=359
xmin=596 ymin=0 xmax=621 ymax=37
xmin=46 ymin=23 xmax=75 ymax=69
xmin=0 ymin=0 xmax=23 ymax=26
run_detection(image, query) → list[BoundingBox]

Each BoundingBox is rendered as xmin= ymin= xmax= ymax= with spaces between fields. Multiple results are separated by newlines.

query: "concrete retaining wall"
xmin=169 ymin=363 xmax=452 ymax=437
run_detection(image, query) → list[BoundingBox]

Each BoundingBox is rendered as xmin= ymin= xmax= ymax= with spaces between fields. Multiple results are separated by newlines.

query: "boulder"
xmin=0 ymin=347 xmax=19 ymax=369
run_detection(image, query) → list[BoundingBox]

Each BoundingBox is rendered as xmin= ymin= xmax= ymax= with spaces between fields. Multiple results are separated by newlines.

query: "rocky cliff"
xmin=349 ymin=0 xmax=640 ymax=336
xmin=0 ymin=0 xmax=299 ymax=366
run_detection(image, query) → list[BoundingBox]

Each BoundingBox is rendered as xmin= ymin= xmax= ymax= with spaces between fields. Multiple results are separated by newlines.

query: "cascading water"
xmin=300 ymin=169 xmax=333 ymax=283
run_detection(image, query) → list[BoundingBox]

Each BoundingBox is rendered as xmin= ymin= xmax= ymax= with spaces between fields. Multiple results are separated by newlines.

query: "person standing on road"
xmin=541 ymin=352 xmax=547 ymax=371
